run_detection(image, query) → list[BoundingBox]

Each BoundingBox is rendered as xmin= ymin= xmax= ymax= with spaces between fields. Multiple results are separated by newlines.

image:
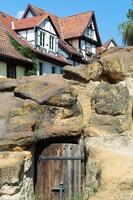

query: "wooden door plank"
xmin=72 ymin=144 xmax=81 ymax=198
xmin=36 ymin=143 xmax=82 ymax=200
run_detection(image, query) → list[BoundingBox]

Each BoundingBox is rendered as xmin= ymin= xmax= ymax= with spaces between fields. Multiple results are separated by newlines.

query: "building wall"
xmin=0 ymin=61 xmax=26 ymax=78
xmin=68 ymin=39 xmax=79 ymax=50
xmin=67 ymin=20 xmax=97 ymax=61
xmin=108 ymin=41 xmax=116 ymax=49
xmin=18 ymin=19 xmax=58 ymax=54
xmin=42 ymin=20 xmax=56 ymax=34
xmin=0 ymin=62 xmax=7 ymax=78
xmin=37 ymin=60 xmax=62 ymax=75
xmin=84 ymin=21 xmax=97 ymax=42
xmin=16 ymin=65 xmax=25 ymax=77
xmin=36 ymin=19 xmax=58 ymax=54
xmin=80 ymin=40 xmax=96 ymax=60
xmin=18 ymin=29 xmax=35 ymax=46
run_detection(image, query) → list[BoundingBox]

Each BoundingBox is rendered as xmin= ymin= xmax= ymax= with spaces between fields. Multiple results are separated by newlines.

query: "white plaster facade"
xmin=68 ymin=20 xmax=98 ymax=60
xmin=17 ymin=18 xmax=62 ymax=75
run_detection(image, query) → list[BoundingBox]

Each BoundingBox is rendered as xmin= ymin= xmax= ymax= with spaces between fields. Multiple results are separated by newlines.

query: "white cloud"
xmin=17 ymin=10 xmax=25 ymax=19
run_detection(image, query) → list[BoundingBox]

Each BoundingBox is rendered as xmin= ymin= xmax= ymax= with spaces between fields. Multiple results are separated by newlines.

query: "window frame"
xmin=52 ymin=66 xmax=56 ymax=74
xmin=49 ymin=35 xmax=55 ymax=51
xmin=40 ymin=31 xmax=46 ymax=48
xmin=7 ymin=64 xmax=16 ymax=78
xmin=87 ymin=24 xmax=94 ymax=39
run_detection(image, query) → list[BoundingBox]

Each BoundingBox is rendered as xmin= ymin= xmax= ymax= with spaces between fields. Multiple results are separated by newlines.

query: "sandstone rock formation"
xmin=1 ymin=47 xmax=133 ymax=200
xmin=0 ymin=75 xmax=82 ymax=151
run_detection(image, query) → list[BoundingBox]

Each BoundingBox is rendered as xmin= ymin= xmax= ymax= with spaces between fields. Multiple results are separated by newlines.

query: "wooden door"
xmin=36 ymin=143 xmax=83 ymax=200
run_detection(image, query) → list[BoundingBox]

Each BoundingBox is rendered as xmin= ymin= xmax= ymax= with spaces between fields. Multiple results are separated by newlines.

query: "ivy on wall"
xmin=8 ymin=33 xmax=37 ymax=76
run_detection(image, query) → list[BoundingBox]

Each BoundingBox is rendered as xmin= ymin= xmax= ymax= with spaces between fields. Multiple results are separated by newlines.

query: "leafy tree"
xmin=120 ymin=1 xmax=133 ymax=46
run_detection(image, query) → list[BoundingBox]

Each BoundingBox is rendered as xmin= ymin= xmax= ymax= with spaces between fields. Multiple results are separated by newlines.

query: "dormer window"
xmin=40 ymin=32 xmax=45 ymax=47
xmin=49 ymin=35 xmax=55 ymax=51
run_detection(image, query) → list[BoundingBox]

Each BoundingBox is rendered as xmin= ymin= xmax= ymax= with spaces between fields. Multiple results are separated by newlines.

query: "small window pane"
xmin=52 ymin=66 xmax=55 ymax=74
xmin=40 ymin=32 xmax=45 ymax=47
xmin=7 ymin=65 xmax=16 ymax=78
xmin=49 ymin=35 xmax=55 ymax=50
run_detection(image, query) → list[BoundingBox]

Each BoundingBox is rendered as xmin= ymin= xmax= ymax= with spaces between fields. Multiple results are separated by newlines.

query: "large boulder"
xmin=85 ymin=134 xmax=133 ymax=200
xmin=100 ymin=47 xmax=133 ymax=81
xmin=91 ymin=83 xmax=129 ymax=116
xmin=0 ymin=75 xmax=83 ymax=150
xmin=64 ymin=48 xmax=133 ymax=83
xmin=86 ymin=83 xmax=132 ymax=136
xmin=63 ymin=61 xmax=102 ymax=83
xmin=0 ymin=151 xmax=34 ymax=200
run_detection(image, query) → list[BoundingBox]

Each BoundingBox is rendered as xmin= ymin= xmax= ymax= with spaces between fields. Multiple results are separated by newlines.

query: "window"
xmin=60 ymin=68 xmax=63 ymax=74
xmin=86 ymin=43 xmax=92 ymax=54
xmin=7 ymin=65 xmax=16 ymax=78
xmin=52 ymin=66 xmax=55 ymax=74
xmin=87 ymin=25 xmax=94 ymax=38
xmin=49 ymin=35 xmax=55 ymax=51
xmin=39 ymin=62 xmax=43 ymax=75
xmin=40 ymin=32 xmax=45 ymax=47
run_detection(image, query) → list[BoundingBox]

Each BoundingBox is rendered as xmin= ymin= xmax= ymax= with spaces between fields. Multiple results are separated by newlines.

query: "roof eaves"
xmin=59 ymin=40 xmax=82 ymax=57
xmin=0 ymin=51 xmax=32 ymax=64
xmin=34 ymin=49 xmax=70 ymax=65
xmin=92 ymin=12 xmax=102 ymax=46
xmin=82 ymin=11 xmax=93 ymax=36
xmin=36 ymin=15 xmax=49 ymax=27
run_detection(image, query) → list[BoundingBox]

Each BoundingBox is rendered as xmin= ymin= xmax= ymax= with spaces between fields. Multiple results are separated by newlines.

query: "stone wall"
xmin=0 ymin=149 xmax=34 ymax=200
xmin=1 ymin=47 xmax=133 ymax=199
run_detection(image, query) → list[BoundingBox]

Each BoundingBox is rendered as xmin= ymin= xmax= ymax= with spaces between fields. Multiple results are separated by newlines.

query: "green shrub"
xmin=8 ymin=33 xmax=37 ymax=76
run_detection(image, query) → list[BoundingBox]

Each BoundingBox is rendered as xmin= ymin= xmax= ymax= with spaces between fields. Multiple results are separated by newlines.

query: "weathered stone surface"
xmin=14 ymin=75 xmax=70 ymax=105
xmin=0 ymin=75 xmax=83 ymax=150
xmin=100 ymin=47 xmax=133 ymax=81
xmin=1 ymin=49 xmax=133 ymax=200
xmin=63 ymin=61 xmax=102 ymax=83
xmin=0 ymin=151 xmax=34 ymax=200
xmin=47 ymin=88 xmax=77 ymax=107
xmin=85 ymin=135 xmax=133 ymax=200
xmin=64 ymin=47 xmax=133 ymax=83
xmin=0 ymin=152 xmax=25 ymax=194
xmin=0 ymin=131 xmax=36 ymax=150
xmin=91 ymin=83 xmax=129 ymax=116
xmin=86 ymin=113 xmax=130 ymax=136
xmin=88 ymin=83 xmax=132 ymax=136
xmin=0 ymin=92 xmax=23 ymax=118
xmin=0 ymin=78 xmax=24 ymax=91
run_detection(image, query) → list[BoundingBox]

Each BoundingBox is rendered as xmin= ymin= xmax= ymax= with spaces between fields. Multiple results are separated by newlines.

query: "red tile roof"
xmin=31 ymin=5 xmax=62 ymax=36
xmin=0 ymin=22 xmax=31 ymax=63
xmin=13 ymin=14 xmax=48 ymax=30
xmin=0 ymin=11 xmax=69 ymax=66
xmin=22 ymin=4 xmax=94 ymax=40
xmin=60 ymin=11 xmax=93 ymax=39
xmin=0 ymin=5 xmax=101 ymax=65
xmin=59 ymin=39 xmax=82 ymax=57
xmin=22 ymin=4 xmax=62 ymax=37
xmin=28 ymin=4 xmax=47 ymax=16
xmin=0 ymin=11 xmax=16 ymax=31
xmin=19 ymin=5 xmax=96 ymax=55
xmin=22 ymin=4 xmax=46 ymax=18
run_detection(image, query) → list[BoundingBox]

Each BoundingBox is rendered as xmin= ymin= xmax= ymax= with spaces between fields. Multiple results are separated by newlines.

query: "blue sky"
xmin=1 ymin=0 xmax=132 ymax=46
